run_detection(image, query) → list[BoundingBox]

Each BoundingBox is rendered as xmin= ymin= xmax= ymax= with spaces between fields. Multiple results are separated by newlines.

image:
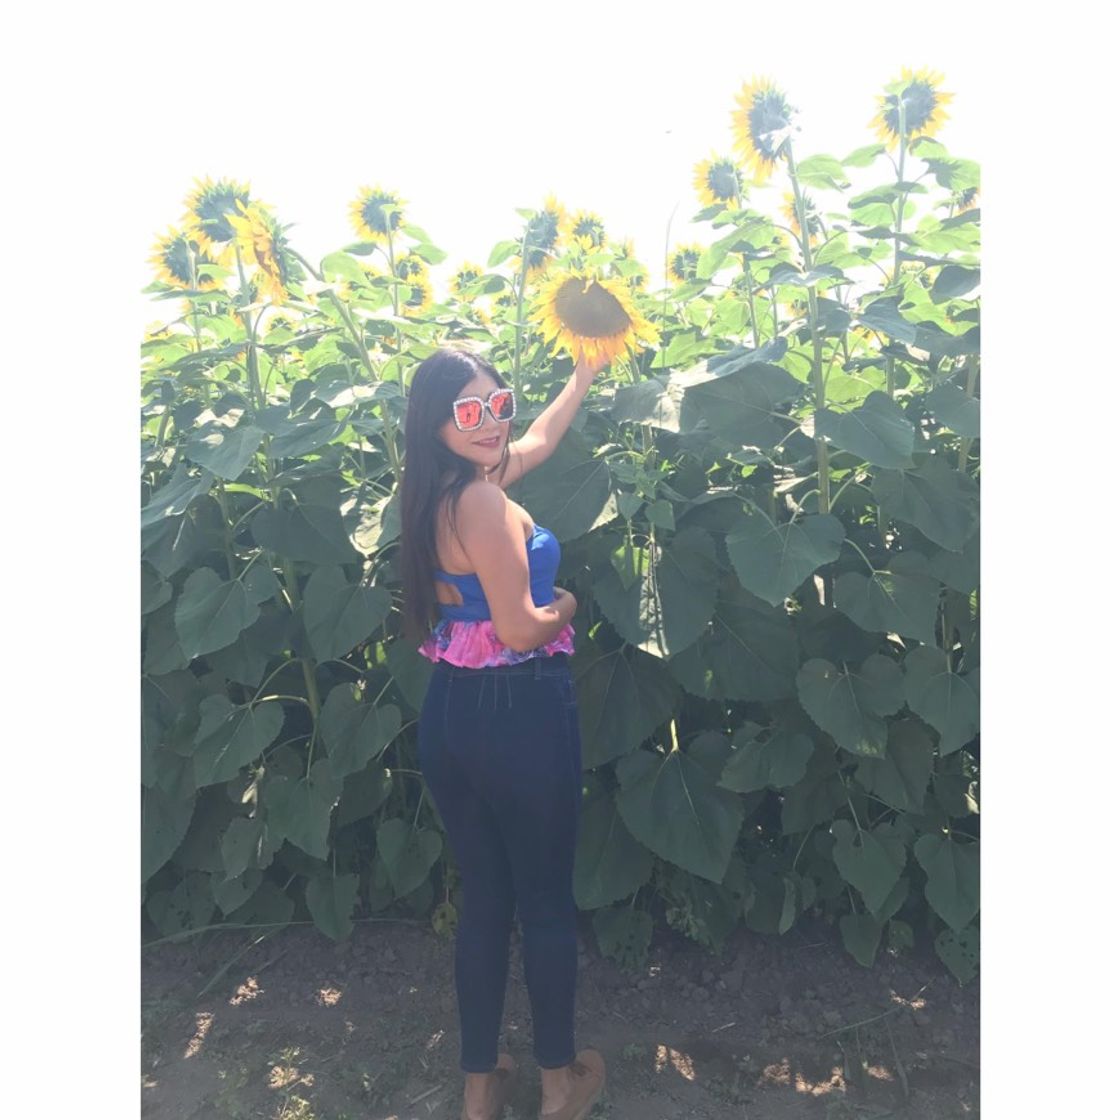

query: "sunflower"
xmin=350 ymin=185 xmax=405 ymax=242
xmin=395 ymin=253 xmax=429 ymax=282
xmin=668 ymin=244 xmax=704 ymax=284
xmin=227 ymin=200 xmax=299 ymax=305
xmin=783 ymin=192 xmax=823 ymax=245
xmin=614 ymin=238 xmax=649 ymax=288
xmin=731 ymin=77 xmax=798 ymax=183
xmin=401 ymin=275 xmax=434 ymax=318
xmin=954 ymin=185 xmax=980 ymax=214
xmin=561 ymin=208 xmax=608 ymax=252
xmin=343 ymin=263 xmax=382 ymax=300
xmin=518 ymin=195 xmax=566 ymax=278
xmin=149 ymin=228 xmax=220 ymax=289
xmin=692 ymin=155 xmax=744 ymax=208
xmin=870 ymin=67 xmax=953 ymax=144
xmin=182 ymin=177 xmax=251 ymax=260
xmin=451 ymin=262 xmax=485 ymax=299
xmin=532 ymin=271 xmax=658 ymax=366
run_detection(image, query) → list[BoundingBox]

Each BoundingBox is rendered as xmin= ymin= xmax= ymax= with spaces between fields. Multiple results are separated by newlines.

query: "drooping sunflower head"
xmin=531 ymin=271 xmax=658 ymax=367
xmin=350 ymin=185 xmax=406 ymax=242
xmin=227 ymin=200 xmax=300 ymax=305
xmin=149 ymin=228 xmax=221 ymax=290
xmin=693 ymin=155 xmax=744 ymax=208
xmin=182 ymin=177 xmax=251 ymax=259
xmin=516 ymin=194 xmax=566 ymax=278
xmin=395 ymin=253 xmax=429 ymax=282
xmin=451 ymin=262 xmax=485 ymax=300
xmin=954 ymin=185 xmax=980 ymax=214
xmin=783 ymin=192 xmax=823 ymax=245
xmin=401 ymin=275 xmax=434 ymax=318
xmin=870 ymin=67 xmax=953 ymax=144
xmin=668 ymin=244 xmax=705 ymax=285
xmin=731 ymin=77 xmax=798 ymax=184
xmin=561 ymin=209 xmax=608 ymax=253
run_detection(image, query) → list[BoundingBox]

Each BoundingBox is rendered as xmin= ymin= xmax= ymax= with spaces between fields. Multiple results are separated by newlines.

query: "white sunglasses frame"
xmin=451 ymin=388 xmax=517 ymax=432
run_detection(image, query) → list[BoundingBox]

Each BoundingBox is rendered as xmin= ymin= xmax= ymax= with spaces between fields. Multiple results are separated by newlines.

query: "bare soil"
xmin=141 ymin=915 xmax=979 ymax=1120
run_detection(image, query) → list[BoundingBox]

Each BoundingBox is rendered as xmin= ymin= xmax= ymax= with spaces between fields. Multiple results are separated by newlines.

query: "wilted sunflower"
xmin=182 ymin=177 xmax=251 ymax=260
xmin=451 ymin=262 xmax=485 ymax=299
xmin=532 ymin=271 xmax=658 ymax=366
xmin=401 ymin=275 xmax=434 ymax=318
xmin=731 ymin=77 xmax=798 ymax=183
xmin=783 ymin=192 xmax=823 ymax=245
xmin=149 ymin=228 xmax=220 ymax=289
xmin=693 ymin=155 xmax=744 ymax=208
xmin=562 ymin=209 xmax=608 ymax=252
xmin=870 ymin=67 xmax=952 ymax=144
xmin=350 ymin=186 xmax=405 ymax=242
xmin=668 ymin=244 xmax=705 ymax=284
xmin=519 ymin=195 xmax=566 ymax=278
xmin=228 ymin=201 xmax=299 ymax=305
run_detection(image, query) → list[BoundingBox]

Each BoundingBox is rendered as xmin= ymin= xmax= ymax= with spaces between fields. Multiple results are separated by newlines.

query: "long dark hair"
xmin=399 ymin=346 xmax=511 ymax=641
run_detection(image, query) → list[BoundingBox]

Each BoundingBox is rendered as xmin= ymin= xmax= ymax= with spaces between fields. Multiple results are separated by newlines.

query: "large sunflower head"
xmin=731 ymin=77 xmax=798 ymax=184
xmin=227 ymin=200 xmax=300 ymax=305
xmin=783 ymin=192 xmax=823 ymax=246
xmin=870 ymin=67 xmax=953 ymax=144
xmin=692 ymin=155 xmax=744 ymax=208
xmin=519 ymin=194 xmax=566 ymax=277
xmin=149 ymin=228 xmax=221 ymax=290
xmin=561 ymin=209 xmax=608 ymax=252
xmin=531 ymin=271 xmax=658 ymax=367
xmin=451 ymin=262 xmax=485 ymax=300
xmin=668 ymin=244 xmax=704 ymax=285
xmin=349 ymin=186 xmax=405 ymax=242
xmin=182 ymin=177 xmax=251 ymax=259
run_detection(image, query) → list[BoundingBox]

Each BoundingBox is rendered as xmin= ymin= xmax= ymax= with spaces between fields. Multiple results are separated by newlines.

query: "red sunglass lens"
xmin=455 ymin=400 xmax=482 ymax=428
xmin=491 ymin=390 xmax=514 ymax=420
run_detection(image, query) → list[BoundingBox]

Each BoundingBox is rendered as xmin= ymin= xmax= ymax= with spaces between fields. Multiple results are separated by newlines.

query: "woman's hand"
xmin=573 ymin=350 xmax=611 ymax=383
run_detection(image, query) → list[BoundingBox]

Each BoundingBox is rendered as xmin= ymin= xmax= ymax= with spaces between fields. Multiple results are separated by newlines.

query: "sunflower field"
xmin=141 ymin=71 xmax=980 ymax=982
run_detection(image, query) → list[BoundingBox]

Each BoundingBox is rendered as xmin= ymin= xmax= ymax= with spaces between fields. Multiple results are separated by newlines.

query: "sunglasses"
xmin=451 ymin=388 xmax=517 ymax=432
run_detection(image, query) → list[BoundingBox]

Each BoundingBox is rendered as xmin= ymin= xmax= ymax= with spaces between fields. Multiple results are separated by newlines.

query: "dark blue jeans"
xmin=417 ymin=653 xmax=582 ymax=1073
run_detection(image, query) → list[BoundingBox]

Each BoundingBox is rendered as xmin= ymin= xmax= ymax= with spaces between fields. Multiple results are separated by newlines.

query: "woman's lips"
xmin=474 ymin=436 xmax=502 ymax=448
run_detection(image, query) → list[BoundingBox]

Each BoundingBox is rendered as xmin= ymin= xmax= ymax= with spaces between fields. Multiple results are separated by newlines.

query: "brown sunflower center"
xmin=709 ymin=161 xmax=740 ymax=200
xmin=554 ymin=279 xmax=631 ymax=337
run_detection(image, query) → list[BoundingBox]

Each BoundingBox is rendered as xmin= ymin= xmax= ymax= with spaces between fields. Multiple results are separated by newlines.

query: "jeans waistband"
xmin=437 ymin=652 xmax=570 ymax=679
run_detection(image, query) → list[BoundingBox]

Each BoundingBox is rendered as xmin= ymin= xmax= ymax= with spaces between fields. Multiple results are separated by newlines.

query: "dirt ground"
xmin=141 ymin=915 xmax=979 ymax=1120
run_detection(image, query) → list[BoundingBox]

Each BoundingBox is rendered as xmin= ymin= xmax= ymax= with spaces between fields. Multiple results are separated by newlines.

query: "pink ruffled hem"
xmin=418 ymin=619 xmax=576 ymax=668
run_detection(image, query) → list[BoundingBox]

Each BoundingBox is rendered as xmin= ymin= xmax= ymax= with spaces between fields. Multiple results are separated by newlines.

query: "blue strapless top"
xmin=433 ymin=523 xmax=561 ymax=621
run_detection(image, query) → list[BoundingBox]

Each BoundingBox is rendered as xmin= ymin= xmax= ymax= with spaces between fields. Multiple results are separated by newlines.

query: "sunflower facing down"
xmin=561 ymin=209 xmax=608 ymax=252
xmin=668 ymin=244 xmax=705 ymax=285
xmin=532 ymin=271 xmax=658 ymax=366
xmin=182 ymin=177 xmax=252 ymax=260
xmin=870 ymin=67 xmax=952 ymax=144
xmin=400 ymin=275 xmax=434 ymax=318
xmin=692 ymin=155 xmax=744 ymax=208
xmin=350 ymin=186 xmax=405 ymax=242
xmin=451 ymin=262 xmax=486 ymax=299
xmin=519 ymin=195 xmax=566 ymax=278
xmin=783 ymin=192 xmax=823 ymax=246
xmin=149 ymin=228 xmax=221 ymax=290
xmin=731 ymin=77 xmax=798 ymax=184
xmin=395 ymin=253 xmax=429 ymax=282
xmin=228 ymin=200 xmax=300 ymax=305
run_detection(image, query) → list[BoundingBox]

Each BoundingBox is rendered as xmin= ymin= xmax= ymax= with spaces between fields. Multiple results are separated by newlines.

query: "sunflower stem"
xmin=957 ymin=355 xmax=979 ymax=472
xmin=512 ymin=227 xmax=532 ymax=399
xmin=741 ymin=256 xmax=761 ymax=350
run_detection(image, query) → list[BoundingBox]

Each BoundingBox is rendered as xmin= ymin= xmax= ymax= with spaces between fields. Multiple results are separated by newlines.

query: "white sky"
xmin=137 ymin=2 xmax=983 ymax=327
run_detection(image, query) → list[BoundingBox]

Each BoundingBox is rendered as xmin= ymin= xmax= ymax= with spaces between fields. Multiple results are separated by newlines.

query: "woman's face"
xmin=437 ymin=370 xmax=511 ymax=476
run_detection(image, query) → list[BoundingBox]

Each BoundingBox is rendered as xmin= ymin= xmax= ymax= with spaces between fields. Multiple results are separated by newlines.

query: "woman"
xmin=400 ymin=345 xmax=609 ymax=1120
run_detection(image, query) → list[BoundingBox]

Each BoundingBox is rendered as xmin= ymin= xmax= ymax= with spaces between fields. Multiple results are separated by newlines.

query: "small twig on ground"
xmin=407 ymin=1083 xmax=444 ymax=1105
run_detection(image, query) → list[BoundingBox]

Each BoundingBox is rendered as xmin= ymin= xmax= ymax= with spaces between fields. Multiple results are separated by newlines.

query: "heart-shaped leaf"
xmin=831 ymin=820 xmax=906 ymax=914
xmin=376 ymin=818 xmax=442 ymax=898
xmin=796 ymin=655 xmax=905 ymax=757
xmin=303 ymin=567 xmax=391 ymax=661
xmin=192 ymin=698 xmax=284 ymax=788
xmin=914 ymin=833 xmax=980 ymax=932
xmin=305 ymin=874 xmax=360 ymax=941
xmin=319 ymin=684 xmax=402 ymax=780
xmin=904 ymin=645 xmax=980 ymax=754
xmin=814 ymin=392 xmax=916 ymax=469
xmin=174 ymin=567 xmax=260 ymax=660
xmin=573 ymin=778 xmax=654 ymax=910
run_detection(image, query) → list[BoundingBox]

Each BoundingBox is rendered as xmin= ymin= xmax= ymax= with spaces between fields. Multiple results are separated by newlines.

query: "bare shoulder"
xmin=454 ymin=479 xmax=508 ymax=521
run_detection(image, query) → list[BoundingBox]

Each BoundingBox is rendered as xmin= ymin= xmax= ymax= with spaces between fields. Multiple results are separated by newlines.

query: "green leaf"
xmin=143 ymin=603 xmax=189 ymax=675
xmin=935 ymin=923 xmax=980 ymax=984
xmin=644 ymin=499 xmax=675 ymax=531
xmin=488 ymin=239 xmax=521 ymax=267
xmin=855 ymin=719 xmax=935 ymax=812
xmin=914 ymin=833 xmax=980 ymax=932
xmin=385 ymin=639 xmax=434 ymax=714
xmin=925 ymin=383 xmax=980 ymax=438
xmin=140 ymin=463 xmax=214 ymax=530
xmin=611 ymin=375 xmax=685 ymax=432
xmin=677 ymin=362 xmax=803 ymax=447
xmin=571 ymin=645 xmax=680 ymax=768
xmin=252 ymin=502 xmax=361 ymax=564
xmin=873 ymin=457 xmax=980 ymax=551
xmin=210 ymin=870 xmax=263 ymax=916
xmin=833 ymin=551 xmax=941 ymax=645
xmin=320 ymin=251 xmax=370 ymax=284
xmin=929 ymin=531 xmax=979 ymax=595
xmin=796 ymin=655 xmax=905 ymax=757
xmin=319 ymin=684 xmax=402 ymax=780
xmin=376 ymin=818 xmax=442 ymax=898
xmin=843 ymin=143 xmax=887 ymax=168
xmin=141 ymin=564 xmax=172 ymax=616
xmin=931 ymin=265 xmax=980 ymax=303
xmin=305 ymin=874 xmax=359 ymax=941
xmin=839 ymin=912 xmax=883 ymax=967
xmin=185 ymin=423 xmax=263 ymax=481
xmin=573 ymin=779 xmax=654 ymax=909
xmin=592 ymin=905 xmax=654 ymax=971
xmin=856 ymin=298 xmax=917 ymax=345
xmin=226 ymin=879 xmax=295 ymax=928
xmin=220 ymin=815 xmax=283 ymax=880
xmin=267 ymin=419 xmax=347 ymax=458
xmin=669 ymin=584 xmax=799 ymax=703
xmin=146 ymin=873 xmax=215 ymax=939
xmin=193 ymin=698 xmax=284 ymax=788
xmin=174 ymin=567 xmax=260 ymax=660
xmin=904 ymin=645 xmax=980 ymax=755
xmin=726 ymin=508 xmax=845 ymax=607
xmin=615 ymin=747 xmax=744 ymax=883
xmin=302 ymin=567 xmax=391 ymax=662
xmin=814 ymin=392 xmax=916 ymax=469
xmin=336 ymin=762 xmax=394 ymax=828
xmin=141 ymin=786 xmax=196 ymax=883
xmin=830 ymin=820 xmax=906 ymax=914
xmin=509 ymin=429 xmax=612 ymax=541
xmin=719 ymin=722 xmax=814 ymax=793
xmin=264 ymin=760 xmax=342 ymax=860
xmin=795 ymin=154 xmax=850 ymax=190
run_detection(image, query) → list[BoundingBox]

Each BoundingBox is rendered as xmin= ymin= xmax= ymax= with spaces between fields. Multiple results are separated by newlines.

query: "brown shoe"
xmin=461 ymin=1052 xmax=517 ymax=1120
xmin=538 ymin=1048 xmax=606 ymax=1120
